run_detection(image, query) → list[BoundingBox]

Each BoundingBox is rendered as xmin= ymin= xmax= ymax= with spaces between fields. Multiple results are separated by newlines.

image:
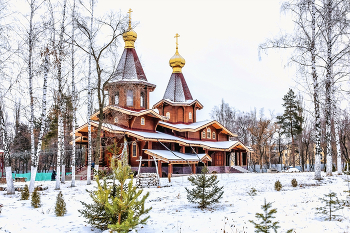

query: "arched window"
xmin=189 ymin=112 xmax=192 ymax=120
xmin=127 ymin=90 xmax=133 ymax=106
xmin=114 ymin=92 xmax=119 ymax=105
xmin=207 ymin=128 xmax=211 ymax=139
xmin=202 ymin=131 xmax=206 ymax=139
xmin=140 ymin=92 xmax=145 ymax=108
xmin=166 ymin=112 xmax=170 ymax=119
xmin=141 ymin=117 xmax=145 ymax=125
xmin=132 ymin=142 xmax=137 ymax=157
xmin=212 ymin=132 xmax=216 ymax=140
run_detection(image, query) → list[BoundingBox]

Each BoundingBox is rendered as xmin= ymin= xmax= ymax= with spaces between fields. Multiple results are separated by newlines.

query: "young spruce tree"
xmin=31 ymin=187 xmax=41 ymax=208
xmin=249 ymin=198 xmax=293 ymax=233
xmin=316 ymin=192 xmax=344 ymax=220
xmin=55 ymin=191 xmax=67 ymax=216
xmin=21 ymin=184 xmax=30 ymax=200
xmin=185 ymin=167 xmax=224 ymax=208
xmin=80 ymin=156 xmax=151 ymax=232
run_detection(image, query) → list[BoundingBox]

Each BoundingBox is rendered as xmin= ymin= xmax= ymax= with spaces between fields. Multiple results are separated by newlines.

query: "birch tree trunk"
xmin=61 ymin=107 xmax=65 ymax=184
xmin=29 ymin=50 xmax=49 ymax=193
xmin=312 ymin=0 xmax=322 ymax=180
xmin=71 ymin=0 xmax=76 ymax=187
xmin=28 ymin=0 xmax=36 ymax=191
xmin=55 ymin=0 xmax=67 ymax=189
xmin=87 ymin=0 xmax=94 ymax=185
xmin=1 ymin=117 xmax=14 ymax=194
xmin=325 ymin=0 xmax=333 ymax=176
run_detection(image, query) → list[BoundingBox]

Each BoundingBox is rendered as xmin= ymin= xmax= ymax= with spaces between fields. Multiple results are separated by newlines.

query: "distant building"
xmin=73 ymin=12 xmax=249 ymax=176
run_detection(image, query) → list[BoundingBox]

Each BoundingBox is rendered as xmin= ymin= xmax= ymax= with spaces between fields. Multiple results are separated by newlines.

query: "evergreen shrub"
xmin=291 ymin=178 xmax=298 ymax=187
xmin=21 ymin=184 xmax=30 ymax=200
xmin=249 ymin=198 xmax=293 ymax=233
xmin=185 ymin=167 xmax=224 ymax=208
xmin=248 ymin=187 xmax=257 ymax=196
xmin=274 ymin=180 xmax=282 ymax=191
xmin=55 ymin=191 xmax=67 ymax=216
xmin=317 ymin=192 xmax=344 ymax=220
xmin=31 ymin=187 xmax=41 ymax=208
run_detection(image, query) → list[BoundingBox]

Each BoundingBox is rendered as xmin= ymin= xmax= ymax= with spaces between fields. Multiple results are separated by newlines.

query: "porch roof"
xmin=143 ymin=149 xmax=212 ymax=164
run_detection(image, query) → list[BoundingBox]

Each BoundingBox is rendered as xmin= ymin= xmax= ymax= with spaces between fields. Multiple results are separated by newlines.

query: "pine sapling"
xmin=316 ymin=192 xmax=344 ymax=220
xmin=274 ymin=180 xmax=282 ymax=191
xmin=291 ymin=179 xmax=298 ymax=188
xmin=249 ymin=198 xmax=293 ymax=233
xmin=185 ymin=167 xmax=224 ymax=208
xmin=31 ymin=187 xmax=41 ymax=208
xmin=248 ymin=187 xmax=258 ymax=196
xmin=21 ymin=184 xmax=30 ymax=200
xmin=55 ymin=191 xmax=67 ymax=216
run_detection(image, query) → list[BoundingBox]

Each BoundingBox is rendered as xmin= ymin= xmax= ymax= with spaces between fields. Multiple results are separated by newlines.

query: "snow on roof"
xmin=94 ymin=121 xmax=246 ymax=151
xmin=144 ymin=149 xmax=209 ymax=162
xmin=158 ymin=120 xmax=237 ymax=137
xmin=152 ymin=98 xmax=203 ymax=109
xmin=0 ymin=149 xmax=4 ymax=153
xmin=159 ymin=120 xmax=213 ymax=130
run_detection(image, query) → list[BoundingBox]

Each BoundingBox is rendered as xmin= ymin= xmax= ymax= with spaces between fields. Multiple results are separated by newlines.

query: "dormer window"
xmin=207 ymin=128 xmax=211 ymax=139
xmin=114 ymin=92 xmax=119 ymax=105
xmin=141 ymin=117 xmax=145 ymax=125
xmin=212 ymin=132 xmax=216 ymax=140
xmin=140 ymin=92 xmax=145 ymax=108
xmin=189 ymin=112 xmax=192 ymax=120
xmin=166 ymin=112 xmax=170 ymax=119
xmin=127 ymin=90 xmax=133 ymax=106
xmin=202 ymin=131 xmax=206 ymax=139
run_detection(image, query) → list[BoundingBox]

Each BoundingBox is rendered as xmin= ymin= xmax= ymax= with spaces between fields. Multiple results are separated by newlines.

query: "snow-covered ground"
xmin=1 ymin=172 xmax=350 ymax=233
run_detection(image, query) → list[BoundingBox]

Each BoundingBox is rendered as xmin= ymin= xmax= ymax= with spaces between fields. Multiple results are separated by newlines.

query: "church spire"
xmin=169 ymin=33 xmax=185 ymax=73
xmin=123 ymin=8 xmax=137 ymax=48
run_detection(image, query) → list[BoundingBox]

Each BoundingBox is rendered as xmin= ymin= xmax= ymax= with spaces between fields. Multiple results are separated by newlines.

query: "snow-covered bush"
xmin=55 ymin=191 xmax=67 ymax=216
xmin=248 ymin=187 xmax=257 ymax=196
xmin=274 ymin=180 xmax=282 ymax=191
xmin=291 ymin=179 xmax=298 ymax=187
xmin=20 ymin=184 xmax=30 ymax=200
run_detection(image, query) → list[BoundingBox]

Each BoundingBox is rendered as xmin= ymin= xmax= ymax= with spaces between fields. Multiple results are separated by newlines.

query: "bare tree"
xmin=74 ymin=5 xmax=128 ymax=184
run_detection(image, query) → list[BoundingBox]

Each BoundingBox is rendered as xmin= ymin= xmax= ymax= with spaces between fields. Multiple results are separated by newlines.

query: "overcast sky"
xmin=93 ymin=0 xmax=296 ymax=121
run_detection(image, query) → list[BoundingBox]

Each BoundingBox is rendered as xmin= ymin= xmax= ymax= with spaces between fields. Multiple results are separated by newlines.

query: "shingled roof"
xmin=113 ymin=48 xmax=147 ymax=82
xmin=163 ymin=72 xmax=193 ymax=102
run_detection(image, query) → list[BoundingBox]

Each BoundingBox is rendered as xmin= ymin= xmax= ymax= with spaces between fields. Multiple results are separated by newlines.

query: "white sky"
xmin=95 ymin=0 xmax=296 ymax=121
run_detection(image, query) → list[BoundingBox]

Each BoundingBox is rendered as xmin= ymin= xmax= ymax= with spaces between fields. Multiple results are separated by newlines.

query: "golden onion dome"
xmin=169 ymin=33 xmax=185 ymax=73
xmin=123 ymin=9 xmax=137 ymax=48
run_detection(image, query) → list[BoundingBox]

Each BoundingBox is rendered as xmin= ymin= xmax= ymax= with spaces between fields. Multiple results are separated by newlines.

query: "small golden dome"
xmin=169 ymin=33 xmax=185 ymax=73
xmin=123 ymin=29 xmax=137 ymax=48
xmin=123 ymin=9 xmax=137 ymax=48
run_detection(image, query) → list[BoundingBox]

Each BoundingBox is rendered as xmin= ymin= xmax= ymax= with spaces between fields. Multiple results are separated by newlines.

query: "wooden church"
xmin=73 ymin=11 xmax=250 ymax=177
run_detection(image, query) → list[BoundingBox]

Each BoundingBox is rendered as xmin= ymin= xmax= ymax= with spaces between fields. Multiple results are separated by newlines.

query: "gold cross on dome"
xmin=128 ymin=9 xmax=133 ymax=29
xmin=174 ymin=33 xmax=180 ymax=49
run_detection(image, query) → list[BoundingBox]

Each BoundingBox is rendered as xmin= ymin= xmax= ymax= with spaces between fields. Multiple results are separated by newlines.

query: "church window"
xmin=212 ymin=132 xmax=216 ymax=139
xmin=202 ymin=131 xmax=206 ymax=139
xmin=189 ymin=112 xmax=192 ymax=120
xmin=114 ymin=92 xmax=119 ymax=105
xmin=132 ymin=142 xmax=137 ymax=157
xmin=140 ymin=92 xmax=145 ymax=108
xmin=207 ymin=128 xmax=211 ymax=139
xmin=141 ymin=117 xmax=145 ymax=125
xmin=114 ymin=117 xmax=118 ymax=124
xmin=166 ymin=112 xmax=170 ymax=119
xmin=127 ymin=90 xmax=133 ymax=106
